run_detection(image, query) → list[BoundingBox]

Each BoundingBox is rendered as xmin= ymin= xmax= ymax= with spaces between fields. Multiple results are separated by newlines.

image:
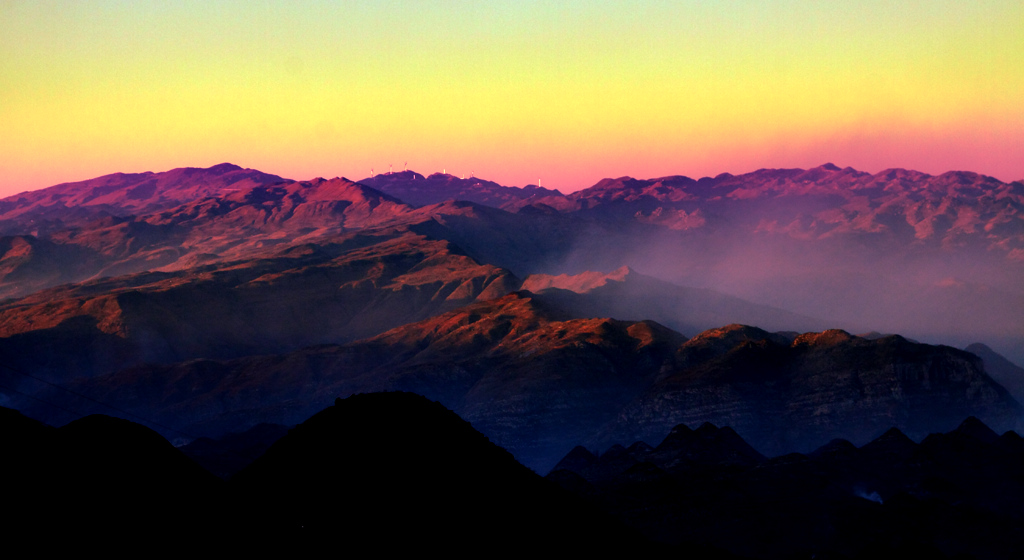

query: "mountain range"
xmin=7 ymin=390 xmax=1021 ymax=558
xmin=18 ymin=290 xmax=1020 ymax=472
xmin=550 ymin=414 xmax=1024 ymax=558
xmin=4 ymin=162 xmax=1021 ymax=361
xmin=2 ymin=162 xmax=1023 ymax=549
xmin=4 ymin=393 xmax=686 ymax=555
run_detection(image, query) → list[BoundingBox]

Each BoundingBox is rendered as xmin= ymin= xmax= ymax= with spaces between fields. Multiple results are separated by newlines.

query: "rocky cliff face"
xmin=32 ymin=295 xmax=1021 ymax=473
xmin=27 ymin=292 xmax=684 ymax=470
xmin=0 ymin=233 xmax=518 ymax=383
xmin=598 ymin=328 xmax=1022 ymax=455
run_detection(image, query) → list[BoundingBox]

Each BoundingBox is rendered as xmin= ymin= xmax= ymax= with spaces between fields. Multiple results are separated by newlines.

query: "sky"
xmin=1 ymin=1 xmax=1022 ymax=196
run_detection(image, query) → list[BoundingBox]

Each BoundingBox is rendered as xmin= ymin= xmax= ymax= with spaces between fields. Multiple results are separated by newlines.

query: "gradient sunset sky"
xmin=2 ymin=1 xmax=1022 ymax=196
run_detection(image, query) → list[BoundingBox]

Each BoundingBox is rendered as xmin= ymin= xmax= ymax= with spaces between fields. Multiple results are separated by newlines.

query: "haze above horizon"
xmin=2 ymin=1 xmax=1022 ymax=197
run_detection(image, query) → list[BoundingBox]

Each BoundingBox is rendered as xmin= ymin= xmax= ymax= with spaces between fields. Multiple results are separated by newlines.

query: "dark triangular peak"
xmin=860 ymin=427 xmax=918 ymax=459
xmin=551 ymin=445 xmax=598 ymax=473
xmin=809 ymin=438 xmax=859 ymax=461
xmin=591 ymin=443 xmax=642 ymax=480
xmin=231 ymin=392 xmax=649 ymax=551
xmin=655 ymin=423 xmax=697 ymax=451
xmin=702 ymin=425 xmax=766 ymax=465
xmin=952 ymin=416 xmax=1000 ymax=444
xmin=694 ymin=421 xmax=719 ymax=435
xmin=919 ymin=417 xmax=1007 ymax=469
xmin=626 ymin=440 xmax=654 ymax=461
xmin=652 ymin=421 xmax=764 ymax=470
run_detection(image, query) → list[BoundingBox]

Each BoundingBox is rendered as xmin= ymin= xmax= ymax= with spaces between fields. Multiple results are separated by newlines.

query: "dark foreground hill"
xmin=230 ymin=392 xmax=686 ymax=554
xmin=550 ymin=416 xmax=1024 ymax=559
xmin=2 ymin=395 xmax=700 ymax=556
xmin=2 ymin=407 xmax=224 ymax=550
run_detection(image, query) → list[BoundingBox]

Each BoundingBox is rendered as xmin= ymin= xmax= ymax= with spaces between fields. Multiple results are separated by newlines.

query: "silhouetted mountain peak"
xmin=862 ymin=427 xmax=917 ymax=457
xmin=695 ymin=421 xmax=720 ymax=436
xmin=809 ymin=438 xmax=858 ymax=459
xmin=552 ymin=445 xmax=599 ymax=472
xmin=356 ymin=170 xmax=562 ymax=208
xmin=626 ymin=441 xmax=654 ymax=456
xmin=953 ymin=416 xmax=1000 ymax=444
xmin=206 ymin=162 xmax=243 ymax=173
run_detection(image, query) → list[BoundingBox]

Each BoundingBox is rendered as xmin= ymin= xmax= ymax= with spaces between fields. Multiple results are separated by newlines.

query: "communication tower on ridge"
xmin=371 ymin=168 xmax=374 ymax=177
xmin=389 ymin=164 xmax=392 ymax=175
xmin=404 ymin=161 xmax=408 ymax=171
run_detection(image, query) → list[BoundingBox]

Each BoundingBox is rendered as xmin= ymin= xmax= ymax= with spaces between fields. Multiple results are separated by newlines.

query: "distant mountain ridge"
xmin=360 ymin=163 xmax=1024 ymax=258
xmin=0 ymin=163 xmax=288 ymax=234
xmin=550 ymin=415 xmax=1024 ymax=558
xmin=358 ymin=170 xmax=562 ymax=208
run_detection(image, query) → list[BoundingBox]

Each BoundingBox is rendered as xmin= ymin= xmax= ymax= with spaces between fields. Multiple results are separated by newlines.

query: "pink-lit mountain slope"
xmin=0 ymin=176 xmax=419 ymax=298
xmin=0 ymin=232 xmax=517 ymax=380
xmin=368 ymin=164 xmax=1024 ymax=260
xmin=0 ymin=163 xmax=288 ymax=234
xmin=3 ymin=162 xmax=1022 ymax=364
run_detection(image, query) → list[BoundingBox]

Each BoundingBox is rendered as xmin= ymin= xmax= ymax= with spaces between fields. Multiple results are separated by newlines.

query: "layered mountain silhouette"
xmin=3 ymin=394 xmax=689 ymax=555
xmin=8 ymin=392 xmax=1017 ymax=557
xmin=3 ymin=162 xmax=1022 ymax=366
xmin=25 ymin=291 xmax=1020 ymax=472
xmin=3 ymin=161 xmax=1024 ymax=556
xmin=550 ymin=415 xmax=1024 ymax=559
xmin=357 ymin=163 xmax=1024 ymax=260
xmin=230 ymin=392 xmax=670 ymax=553
xmin=351 ymin=164 xmax=1024 ymax=363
